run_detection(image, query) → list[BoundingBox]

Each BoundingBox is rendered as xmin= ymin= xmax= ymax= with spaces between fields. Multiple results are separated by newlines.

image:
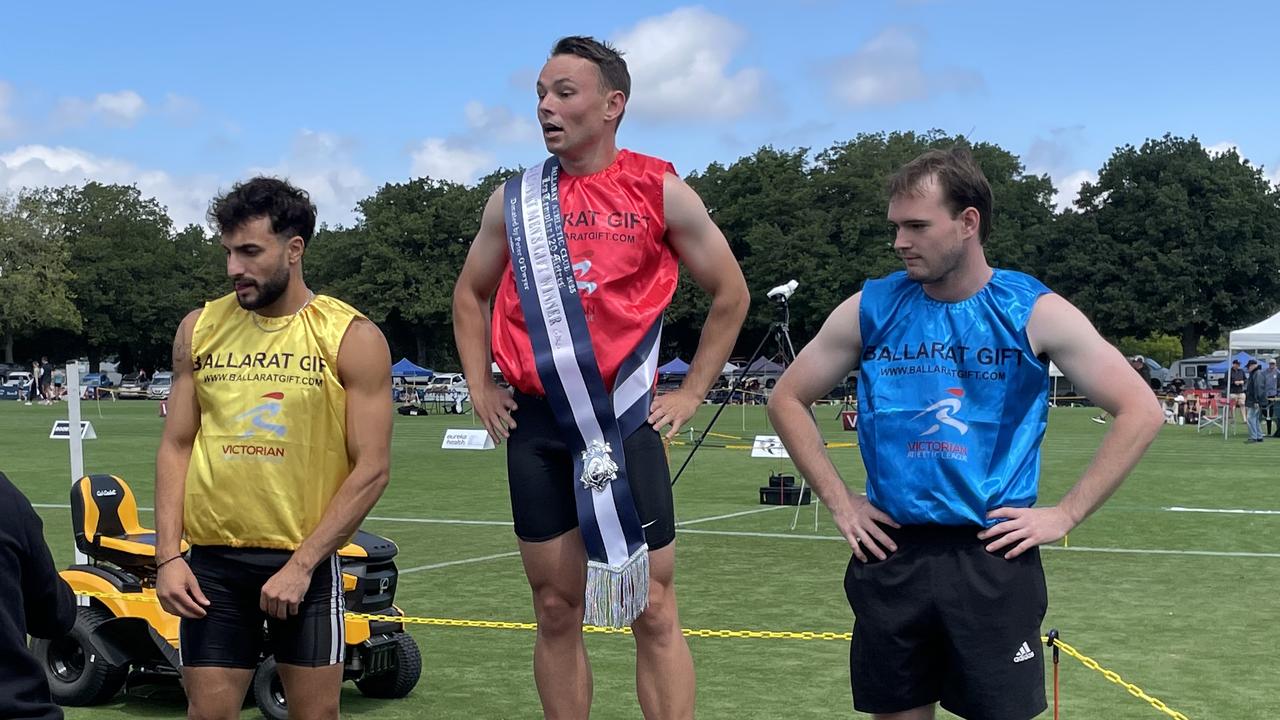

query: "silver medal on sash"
xmin=580 ymin=439 xmax=619 ymax=492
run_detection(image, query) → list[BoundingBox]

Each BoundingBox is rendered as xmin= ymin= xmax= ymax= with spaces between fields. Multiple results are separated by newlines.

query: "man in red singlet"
xmin=453 ymin=35 xmax=749 ymax=720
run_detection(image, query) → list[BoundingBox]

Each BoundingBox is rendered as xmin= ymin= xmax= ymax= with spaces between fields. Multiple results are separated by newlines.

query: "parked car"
xmin=117 ymin=373 xmax=150 ymax=399
xmin=147 ymin=372 xmax=174 ymax=400
xmin=4 ymin=371 xmax=32 ymax=389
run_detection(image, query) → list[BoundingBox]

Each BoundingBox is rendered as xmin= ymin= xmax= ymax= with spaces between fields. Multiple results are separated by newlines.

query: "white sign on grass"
xmin=751 ymin=435 xmax=789 ymax=458
xmin=442 ymin=428 xmax=495 ymax=450
xmin=50 ymin=420 xmax=97 ymax=440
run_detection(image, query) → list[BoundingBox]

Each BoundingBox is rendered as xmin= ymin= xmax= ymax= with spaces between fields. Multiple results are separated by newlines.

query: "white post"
xmin=66 ymin=362 xmax=87 ymax=565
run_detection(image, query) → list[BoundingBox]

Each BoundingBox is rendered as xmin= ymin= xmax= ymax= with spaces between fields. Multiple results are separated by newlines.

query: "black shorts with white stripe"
xmin=180 ymin=546 xmax=345 ymax=668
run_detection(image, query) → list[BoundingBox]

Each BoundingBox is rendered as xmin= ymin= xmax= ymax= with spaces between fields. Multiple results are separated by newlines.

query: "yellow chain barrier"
xmin=1044 ymin=634 xmax=1191 ymax=720
xmin=73 ymin=590 xmax=1194 ymax=715
xmin=74 ymin=590 xmax=851 ymax=641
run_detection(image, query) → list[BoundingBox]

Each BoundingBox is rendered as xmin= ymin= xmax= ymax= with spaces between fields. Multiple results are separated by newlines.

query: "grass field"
xmin=1 ymin=398 xmax=1272 ymax=719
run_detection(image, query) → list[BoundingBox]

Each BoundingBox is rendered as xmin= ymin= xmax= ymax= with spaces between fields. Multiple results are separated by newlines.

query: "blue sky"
xmin=1 ymin=1 xmax=1275 ymax=228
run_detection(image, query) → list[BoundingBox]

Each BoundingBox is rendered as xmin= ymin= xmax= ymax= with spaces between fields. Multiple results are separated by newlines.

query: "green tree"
xmin=1049 ymin=135 xmax=1280 ymax=357
xmin=35 ymin=183 xmax=199 ymax=370
xmin=0 ymin=192 xmax=82 ymax=363
xmin=309 ymin=176 xmax=497 ymax=367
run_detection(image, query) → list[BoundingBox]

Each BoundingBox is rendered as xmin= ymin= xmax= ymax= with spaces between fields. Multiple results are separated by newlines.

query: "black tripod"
xmin=671 ymin=284 xmax=802 ymax=487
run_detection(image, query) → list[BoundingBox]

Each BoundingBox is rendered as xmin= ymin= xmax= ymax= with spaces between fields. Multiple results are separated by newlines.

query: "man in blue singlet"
xmin=768 ymin=147 xmax=1165 ymax=720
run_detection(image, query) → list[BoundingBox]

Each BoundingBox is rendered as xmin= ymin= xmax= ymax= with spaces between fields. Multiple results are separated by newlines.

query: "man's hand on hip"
xmin=979 ymin=506 xmax=1075 ymax=559
xmin=472 ymin=380 xmax=518 ymax=444
xmin=647 ymin=388 xmax=703 ymax=439
xmin=834 ymin=492 xmax=900 ymax=563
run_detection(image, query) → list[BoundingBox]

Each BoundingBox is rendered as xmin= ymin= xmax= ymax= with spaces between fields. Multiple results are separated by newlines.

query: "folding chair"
xmin=1196 ymin=392 xmax=1225 ymax=433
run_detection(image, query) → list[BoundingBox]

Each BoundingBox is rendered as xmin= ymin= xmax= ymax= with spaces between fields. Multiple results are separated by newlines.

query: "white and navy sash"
xmin=503 ymin=157 xmax=662 ymax=627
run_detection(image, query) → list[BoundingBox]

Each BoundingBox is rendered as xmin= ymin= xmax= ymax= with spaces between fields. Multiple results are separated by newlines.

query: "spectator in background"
xmin=0 ymin=471 xmax=77 ymax=720
xmin=1263 ymin=358 xmax=1279 ymax=437
xmin=1229 ymin=359 xmax=1247 ymax=422
xmin=39 ymin=357 xmax=53 ymax=405
xmin=1244 ymin=359 xmax=1266 ymax=443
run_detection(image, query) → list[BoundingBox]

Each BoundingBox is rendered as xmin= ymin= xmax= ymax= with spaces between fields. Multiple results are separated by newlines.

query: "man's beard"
xmin=236 ymin=264 xmax=290 ymax=311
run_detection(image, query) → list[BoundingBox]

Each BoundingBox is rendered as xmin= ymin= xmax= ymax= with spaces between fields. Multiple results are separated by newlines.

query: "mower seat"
xmin=70 ymin=474 xmax=186 ymax=571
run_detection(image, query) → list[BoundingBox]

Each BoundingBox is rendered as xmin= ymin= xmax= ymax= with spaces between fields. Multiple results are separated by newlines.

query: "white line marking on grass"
xmin=674 ymin=529 xmax=1280 ymax=558
xmin=399 ymin=551 xmax=522 ymax=574
xmin=1165 ymin=506 xmax=1280 ymax=516
xmin=676 ymin=506 xmax=786 ymax=526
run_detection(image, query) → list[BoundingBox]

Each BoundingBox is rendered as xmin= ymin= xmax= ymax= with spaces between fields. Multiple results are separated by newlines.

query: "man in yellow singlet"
xmin=154 ymin=177 xmax=392 ymax=720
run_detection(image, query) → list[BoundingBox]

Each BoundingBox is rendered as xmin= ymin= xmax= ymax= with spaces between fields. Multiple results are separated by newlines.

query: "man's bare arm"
xmin=768 ymin=293 xmax=899 ymax=562
xmin=980 ymin=293 xmax=1165 ymax=558
xmin=648 ymin=174 xmax=749 ymax=437
xmin=452 ymin=188 xmax=519 ymax=443
xmin=154 ymin=309 xmax=210 ymax=618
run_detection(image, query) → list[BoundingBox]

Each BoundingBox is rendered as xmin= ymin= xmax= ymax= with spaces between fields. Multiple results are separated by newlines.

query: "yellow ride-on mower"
xmin=30 ymin=474 xmax=422 ymax=719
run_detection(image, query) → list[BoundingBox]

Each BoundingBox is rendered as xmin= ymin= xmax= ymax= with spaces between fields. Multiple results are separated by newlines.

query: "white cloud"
xmin=463 ymin=101 xmax=536 ymax=143
xmin=248 ymin=129 xmax=372 ymax=226
xmin=93 ymin=90 xmax=147 ymax=126
xmin=409 ymin=138 xmax=494 ymax=184
xmin=0 ymin=81 xmax=17 ymax=139
xmin=54 ymin=89 xmax=148 ymax=128
xmin=1050 ymin=169 xmax=1096 ymax=212
xmin=614 ymin=7 xmax=764 ymax=121
xmin=0 ymin=144 xmax=218 ymax=228
xmin=827 ymin=27 xmax=982 ymax=108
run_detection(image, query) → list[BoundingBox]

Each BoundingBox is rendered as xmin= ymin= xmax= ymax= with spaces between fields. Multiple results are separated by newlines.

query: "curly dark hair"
xmin=208 ymin=177 xmax=317 ymax=245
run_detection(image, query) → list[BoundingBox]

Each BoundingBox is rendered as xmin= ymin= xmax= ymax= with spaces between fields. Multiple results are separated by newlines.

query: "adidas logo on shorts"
xmin=1012 ymin=641 xmax=1036 ymax=663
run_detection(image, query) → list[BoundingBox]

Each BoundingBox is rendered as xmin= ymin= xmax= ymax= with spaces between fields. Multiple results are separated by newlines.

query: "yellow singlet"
xmin=183 ymin=292 xmax=364 ymax=549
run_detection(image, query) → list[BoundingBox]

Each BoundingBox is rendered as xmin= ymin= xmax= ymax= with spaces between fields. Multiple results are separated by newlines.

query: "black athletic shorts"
xmin=844 ymin=524 xmax=1048 ymax=719
xmin=180 ymin=546 xmax=345 ymax=668
xmin=506 ymin=391 xmax=676 ymax=550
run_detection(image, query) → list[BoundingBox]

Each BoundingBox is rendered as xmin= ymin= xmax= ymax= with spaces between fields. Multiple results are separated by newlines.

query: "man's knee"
xmin=532 ymin=585 xmax=585 ymax=634
xmin=632 ymin=582 xmax=681 ymax=642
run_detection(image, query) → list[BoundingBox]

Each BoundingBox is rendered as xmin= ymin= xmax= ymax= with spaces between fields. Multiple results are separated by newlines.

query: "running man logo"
xmin=234 ymin=391 xmax=287 ymax=439
xmin=912 ymin=388 xmax=970 ymax=437
xmin=572 ymin=259 xmax=597 ymax=295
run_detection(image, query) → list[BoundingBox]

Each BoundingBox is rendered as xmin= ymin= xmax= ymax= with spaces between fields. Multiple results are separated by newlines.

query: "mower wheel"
xmin=251 ymin=655 xmax=289 ymax=720
xmin=355 ymin=632 xmax=422 ymax=698
xmin=30 ymin=604 xmax=128 ymax=705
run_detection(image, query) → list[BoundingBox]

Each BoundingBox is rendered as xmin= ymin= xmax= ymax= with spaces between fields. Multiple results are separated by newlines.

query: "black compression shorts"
xmin=505 ymin=391 xmax=676 ymax=550
xmin=180 ymin=546 xmax=345 ymax=668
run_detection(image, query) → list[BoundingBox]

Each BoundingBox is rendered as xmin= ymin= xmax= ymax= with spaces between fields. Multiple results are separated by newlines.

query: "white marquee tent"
xmin=1223 ymin=309 xmax=1280 ymax=437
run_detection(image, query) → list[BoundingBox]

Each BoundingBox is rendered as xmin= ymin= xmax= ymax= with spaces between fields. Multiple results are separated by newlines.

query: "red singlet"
xmin=492 ymin=150 xmax=678 ymax=396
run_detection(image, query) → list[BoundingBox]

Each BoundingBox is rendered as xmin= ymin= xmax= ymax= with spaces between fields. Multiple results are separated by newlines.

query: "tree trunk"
xmin=415 ymin=327 xmax=429 ymax=368
xmin=1180 ymin=325 xmax=1201 ymax=359
xmin=3 ymin=332 xmax=12 ymax=364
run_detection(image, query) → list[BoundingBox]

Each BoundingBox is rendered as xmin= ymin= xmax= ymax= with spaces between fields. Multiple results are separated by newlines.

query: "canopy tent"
xmin=1220 ymin=308 xmax=1280 ymax=438
xmin=1229 ymin=310 xmax=1280 ymax=351
xmin=391 ymin=358 xmax=433 ymax=378
xmin=742 ymin=358 xmax=786 ymax=374
xmin=1207 ymin=351 xmax=1255 ymax=373
xmin=658 ymin=358 xmax=690 ymax=375
xmin=722 ymin=361 xmax=740 ymax=374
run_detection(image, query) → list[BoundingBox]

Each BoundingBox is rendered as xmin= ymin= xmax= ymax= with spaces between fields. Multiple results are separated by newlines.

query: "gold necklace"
xmin=251 ymin=291 xmax=316 ymax=333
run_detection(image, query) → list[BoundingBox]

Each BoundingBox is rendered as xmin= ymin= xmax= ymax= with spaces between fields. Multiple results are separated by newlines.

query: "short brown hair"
xmin=888 ymin=147 xmax=993 ymax=244
xmin=550 ymin=36 xmax=630 ymax=126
